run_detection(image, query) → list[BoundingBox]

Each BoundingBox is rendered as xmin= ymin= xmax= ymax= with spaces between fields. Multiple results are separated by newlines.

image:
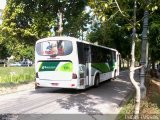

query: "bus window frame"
xmin=36 ymin=40 xmax=73 ymax=56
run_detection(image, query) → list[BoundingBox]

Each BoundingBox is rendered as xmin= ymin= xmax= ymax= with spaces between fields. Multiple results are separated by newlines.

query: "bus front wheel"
xmin=94 ymin=75 xmax=100 ymax=87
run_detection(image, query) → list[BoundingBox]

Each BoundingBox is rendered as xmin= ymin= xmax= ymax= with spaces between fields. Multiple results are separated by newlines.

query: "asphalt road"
xmin=0 ymin=71 xmax=138 ymax=120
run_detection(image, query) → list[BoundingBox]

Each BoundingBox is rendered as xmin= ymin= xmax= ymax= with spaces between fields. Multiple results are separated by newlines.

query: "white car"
xmin=9 ymin=62 xmax=21 ymax=67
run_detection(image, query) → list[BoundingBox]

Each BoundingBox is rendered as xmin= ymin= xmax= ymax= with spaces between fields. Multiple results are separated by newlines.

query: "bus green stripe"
xmin=91 ymin=63 xmax=115 ymax=73
xmin=39 ymin=62 xmax=60 ymax=71
xmin=38 ymin=61 xmax=73 ymax=72
xmin=56 ymin=62 xmax=73 ymax=72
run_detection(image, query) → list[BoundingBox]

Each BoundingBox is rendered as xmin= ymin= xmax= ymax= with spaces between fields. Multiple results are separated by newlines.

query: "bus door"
xmin=116 ymin=53 xmax=120 ymax=75
xmin=84 ymin=45 xmax=91 ymax=87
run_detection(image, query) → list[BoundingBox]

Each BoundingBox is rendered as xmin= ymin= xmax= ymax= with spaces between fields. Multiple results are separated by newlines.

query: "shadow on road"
xmin=31 ymin=87 xmax=82 ymax=94
xmin=56 ymin=93 xmax=103 ymax=114
xmin=29 ymin=71 xmax=136 ymax=114
xmin=54 ymin=71 xmax=135 ymax=114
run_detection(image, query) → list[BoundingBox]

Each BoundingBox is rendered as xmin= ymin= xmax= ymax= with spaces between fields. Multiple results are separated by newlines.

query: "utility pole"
xmin=140 ymin=0 xmax=149 ymax=99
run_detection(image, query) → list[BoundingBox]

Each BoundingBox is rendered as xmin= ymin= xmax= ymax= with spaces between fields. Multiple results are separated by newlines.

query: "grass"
xmin=117 ymin=97 xmax=160 ymax=120
xmin=116 ymin=80 xmax=160 ymax=120
xmin=0 ymin=67 xmax=35 ymax=87
xmin=116 ymin=94 xmax=135 ymax=120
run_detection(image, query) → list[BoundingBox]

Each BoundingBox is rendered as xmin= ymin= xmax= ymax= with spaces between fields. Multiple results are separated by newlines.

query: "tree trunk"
xmin=122 ymin=59 xmax=124 ymax=68
xmin=127 ymin=56 xmax=130 ymax=68
xmin=151 ymin=60 xmax=155 ymax=70
xmin=129 ymin=0 xmax=141 ymax=115
xmin=150 ymin=59 xmax=158 ymax=78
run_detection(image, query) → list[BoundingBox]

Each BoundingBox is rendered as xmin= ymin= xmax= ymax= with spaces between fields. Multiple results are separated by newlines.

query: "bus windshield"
xmin=36 ymin=40 xmax=73 ymax=56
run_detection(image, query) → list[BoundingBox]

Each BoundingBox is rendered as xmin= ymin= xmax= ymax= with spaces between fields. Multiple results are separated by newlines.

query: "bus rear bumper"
xmin=35 ymin=78 xmax=79 ymax=89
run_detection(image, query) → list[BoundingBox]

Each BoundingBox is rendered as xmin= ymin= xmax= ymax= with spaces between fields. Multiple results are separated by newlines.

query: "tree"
xmin=140 ymin=0 xmax=160 ymax=97
xmin=1 ymin=0 xmax=89 ymax=60
xmin=87 ymin=0 xmax=160 ymax=115
xmin=0 ymin=25 xmax=11 ymax=60
xmin=87 ymin=0 xmax=145 ymax=64
xmin=148 ymin=9 xmax=160 ymax=69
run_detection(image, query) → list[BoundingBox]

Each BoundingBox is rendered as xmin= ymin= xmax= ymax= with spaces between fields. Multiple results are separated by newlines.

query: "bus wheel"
xmin=35 ymin=83 xmax=40 ymax=89
xmin=113 ymin=70 xmax=116 ymax=80
xmin=94 ymin=75 xmax=100 ymax=87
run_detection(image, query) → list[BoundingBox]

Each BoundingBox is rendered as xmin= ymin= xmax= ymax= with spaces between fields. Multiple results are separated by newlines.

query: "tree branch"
xmin=134 ymin=65 xmax=143 ymax=70
xmin=107 ymin=10 xmax=119 ymax=21
xmin=114 ymin=0 xmax=126 ymax=17
xmin=114 ymin=0 xmax=133 ymax=27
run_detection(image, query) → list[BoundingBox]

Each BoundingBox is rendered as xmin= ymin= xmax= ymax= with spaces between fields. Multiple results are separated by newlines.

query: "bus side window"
xmin=77 ymin=42 xmax=85 ymax=64
xmin=106 ymin=55 xmax=111 ymax=63
xmin=84 ymin=47 xmax=90 ymax=63
xmin=63 ymin=41 xmax=72 ymax=55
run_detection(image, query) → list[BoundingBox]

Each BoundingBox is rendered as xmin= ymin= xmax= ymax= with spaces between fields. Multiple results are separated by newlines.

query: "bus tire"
xmin=113 ymin=70 xmax=116 ymax=80
xmin=35 ymin=83 xmax=40 ymax=89
xmin=94 ymin=75 xmax=100 ymax=87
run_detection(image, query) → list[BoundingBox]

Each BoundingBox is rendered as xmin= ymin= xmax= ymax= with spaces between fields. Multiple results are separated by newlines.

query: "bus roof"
xmin=36 ymin=36 xmax=118 ymax=52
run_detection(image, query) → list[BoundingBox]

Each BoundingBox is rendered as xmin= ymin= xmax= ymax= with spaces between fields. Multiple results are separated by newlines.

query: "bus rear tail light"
xmin=72 ymin=73 xmax=77 ymax=79
xmin=71 ymin=84 xmax=75 ymax=87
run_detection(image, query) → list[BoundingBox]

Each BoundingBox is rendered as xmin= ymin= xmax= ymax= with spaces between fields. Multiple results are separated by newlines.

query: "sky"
xmin=0 ymin=0 xmax=6 ymax=10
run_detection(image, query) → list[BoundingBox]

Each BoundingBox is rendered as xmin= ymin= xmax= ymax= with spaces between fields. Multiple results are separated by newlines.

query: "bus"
xmin=35 ymin=36 xmax=120 ymax=89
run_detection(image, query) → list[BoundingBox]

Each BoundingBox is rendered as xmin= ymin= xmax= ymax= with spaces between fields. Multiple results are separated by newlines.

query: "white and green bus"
xmin=35 ymin=36 xmax=120 ymax=89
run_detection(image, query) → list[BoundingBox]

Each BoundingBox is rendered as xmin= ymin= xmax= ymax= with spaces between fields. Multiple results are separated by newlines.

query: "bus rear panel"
xmin=35 ymin=37 xmax=80 ymax=89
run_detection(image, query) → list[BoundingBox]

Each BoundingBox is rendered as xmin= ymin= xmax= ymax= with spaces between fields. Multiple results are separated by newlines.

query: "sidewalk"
xmin=0 ymin=82 xmax=34 ymax=95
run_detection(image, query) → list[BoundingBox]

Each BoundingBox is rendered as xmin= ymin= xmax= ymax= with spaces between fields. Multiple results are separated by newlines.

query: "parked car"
xmin=21 ymin=62 xmax=32 ymax=66
xmin=9 ymin=62 xmax=21 ymax=67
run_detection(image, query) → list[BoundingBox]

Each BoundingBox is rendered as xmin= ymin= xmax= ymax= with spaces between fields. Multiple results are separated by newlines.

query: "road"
xmin=0 ymin=71 xmax=137 ymax=120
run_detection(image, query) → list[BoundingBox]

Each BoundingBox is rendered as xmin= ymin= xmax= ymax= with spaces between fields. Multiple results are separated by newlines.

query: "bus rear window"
xmin=36 ymin=40 xmax=73 ymax=56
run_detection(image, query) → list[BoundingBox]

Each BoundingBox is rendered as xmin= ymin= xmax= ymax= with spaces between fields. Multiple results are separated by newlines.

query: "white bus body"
xmin=35 ymin=36 xmax=120 ymax=89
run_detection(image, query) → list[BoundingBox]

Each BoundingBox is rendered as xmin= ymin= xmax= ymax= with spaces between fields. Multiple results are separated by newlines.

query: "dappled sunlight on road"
xmin=0 ymin=70 xmax=135 ymax=120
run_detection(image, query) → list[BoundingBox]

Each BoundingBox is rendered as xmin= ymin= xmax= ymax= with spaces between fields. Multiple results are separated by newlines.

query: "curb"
xmin=119 ymin=89 xmax=135 ymax=108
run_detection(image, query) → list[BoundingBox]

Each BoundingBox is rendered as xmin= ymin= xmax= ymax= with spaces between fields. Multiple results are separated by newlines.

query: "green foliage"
xmin=0 ymin=42 xmax=11 ymax=60
xmin=64 ymin=11 xmax=90 ymax=38
xmin=149 ymin=9 xmax=160 ymax=62
xmin=0 ymin=25 xmax=11 ymax=59
xmin=87 ymin=0 xmax=141 ymax=60
xmin=61 ymin=0 xmax=89 ymax=37
xmin=2 ymin=0 xmax=88 ymax=39
xmin=116 ymin=95 xmax=160 ymax=120
xmin=1 ymin=0 xmax=89 ymax=60
xmin=1 ymin=0 xmax=160 ymax=63
xmin=87 ymin=19 xmax=132 ymax=60
xmin=87 ymin=0 xmax=160 ymax=63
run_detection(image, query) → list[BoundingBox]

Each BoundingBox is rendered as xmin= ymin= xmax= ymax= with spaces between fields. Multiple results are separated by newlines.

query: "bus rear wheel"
xmin=113 ymin=70 xmax=117 ymax=80
xmin=94 ymin=75 xmax=100 ymax=87
xmin=35 ymin=83 xmax=41 ymax=89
